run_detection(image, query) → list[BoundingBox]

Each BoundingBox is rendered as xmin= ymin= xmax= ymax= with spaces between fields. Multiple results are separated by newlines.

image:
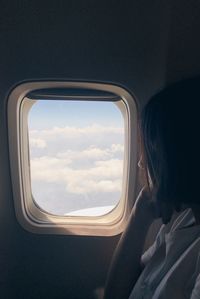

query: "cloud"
xmin=30 ymin=156 xmax=72 ymax=182
xmin=57 ymin=147 xmax=111 ymax=161
xmin=29 ymin=124 xmax=123 ymax=140
xmin=30 ymin=157 xmax=123 ymax=194
xmin=56 ymin=144 xmax=124 ymax=161
xmin=29 ymin=124 xmax=124 ymax=213
xmin=29 ymin=138 xmax=46 ymax=149
xmin=110 ymin=143 xmax=124 ymax=152
xmin=29 ymin=124 xmax=124 ymax=156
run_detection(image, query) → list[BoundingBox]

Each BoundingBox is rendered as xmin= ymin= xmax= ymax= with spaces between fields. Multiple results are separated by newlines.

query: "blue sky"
xmin=28 ymin=100 xmax=124 ymax=129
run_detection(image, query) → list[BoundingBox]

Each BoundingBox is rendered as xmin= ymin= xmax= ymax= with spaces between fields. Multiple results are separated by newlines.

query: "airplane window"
xmin=28 ymin=100 xmax=125 ymax=217
xmin=8 ymin=82 xmax=137 ymax=235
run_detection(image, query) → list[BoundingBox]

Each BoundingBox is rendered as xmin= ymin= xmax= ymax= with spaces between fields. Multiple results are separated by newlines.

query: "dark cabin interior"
xmin=1 ymin=1 xmax=200 ymax=298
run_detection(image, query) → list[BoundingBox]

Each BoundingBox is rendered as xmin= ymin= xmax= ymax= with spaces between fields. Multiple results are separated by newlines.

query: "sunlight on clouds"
xmin=57 ymin=147 xmax=111 ymax=160
xmin=28 ymin=114 xmax=124 ymax=215
xmin=29 ymin=123 xmax=124 ymax=213
xmin=29 ymin=138 xmax=47 ymax=149
xmin=29 ymin=124 xmax=123 ymax=140
xmin=110 ymin=144 xmax=124 ymax=152
xmin=31 ymin=156 xmax=72 ymax=182
xmin=67 ymin=179 xmax=122 ymax=194
xmin=31 ymin=156 xmax=123 ymax=194
xmin=56 ymin=144 xmax=124 ymax=161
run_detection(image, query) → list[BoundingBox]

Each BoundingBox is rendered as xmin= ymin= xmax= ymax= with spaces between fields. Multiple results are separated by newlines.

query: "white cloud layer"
xmin=31 ymin=156 xmax=123 ymax=194
xmin=30 ymin=138 xmax=47 ymax=149
xmin=29 ymin=124 xmax=123 ymax=140
xmin=29 ymin=124 xmax=124 ymax=213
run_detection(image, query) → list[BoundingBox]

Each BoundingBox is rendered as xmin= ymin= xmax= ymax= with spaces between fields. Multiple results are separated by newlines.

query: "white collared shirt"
xmin=129 ymin=209 xmax=200 ymax=299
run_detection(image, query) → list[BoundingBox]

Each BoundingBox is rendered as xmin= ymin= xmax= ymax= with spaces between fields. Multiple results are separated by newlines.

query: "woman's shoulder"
xmin=142 ymin=209 xmax=195 ymax=266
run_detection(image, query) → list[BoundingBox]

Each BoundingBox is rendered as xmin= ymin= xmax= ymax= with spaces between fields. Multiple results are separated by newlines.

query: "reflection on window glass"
xmin=28 ymin=100 xmax=125 ymax=216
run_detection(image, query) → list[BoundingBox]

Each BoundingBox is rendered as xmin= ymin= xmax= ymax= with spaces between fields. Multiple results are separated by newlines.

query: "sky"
xmin=28 ymin=99 xmax=125 ymax=216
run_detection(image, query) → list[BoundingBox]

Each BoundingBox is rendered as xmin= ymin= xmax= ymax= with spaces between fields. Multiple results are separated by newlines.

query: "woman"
xmin=103 ymin=77 xmax=200 ymax=299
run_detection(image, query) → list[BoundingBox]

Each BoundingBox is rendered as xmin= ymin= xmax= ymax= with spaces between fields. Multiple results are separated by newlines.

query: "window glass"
xmin=28 ymin=100 xmax=125 ymax=216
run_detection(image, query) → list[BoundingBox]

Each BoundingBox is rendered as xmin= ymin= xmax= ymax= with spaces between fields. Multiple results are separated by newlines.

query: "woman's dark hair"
xmin=141 ymin=76 xmax=200 ymax=204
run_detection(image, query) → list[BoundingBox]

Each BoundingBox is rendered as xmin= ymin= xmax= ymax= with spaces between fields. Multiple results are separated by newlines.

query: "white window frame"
xmin=7 ymin=82 xmax=138 ymax=236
